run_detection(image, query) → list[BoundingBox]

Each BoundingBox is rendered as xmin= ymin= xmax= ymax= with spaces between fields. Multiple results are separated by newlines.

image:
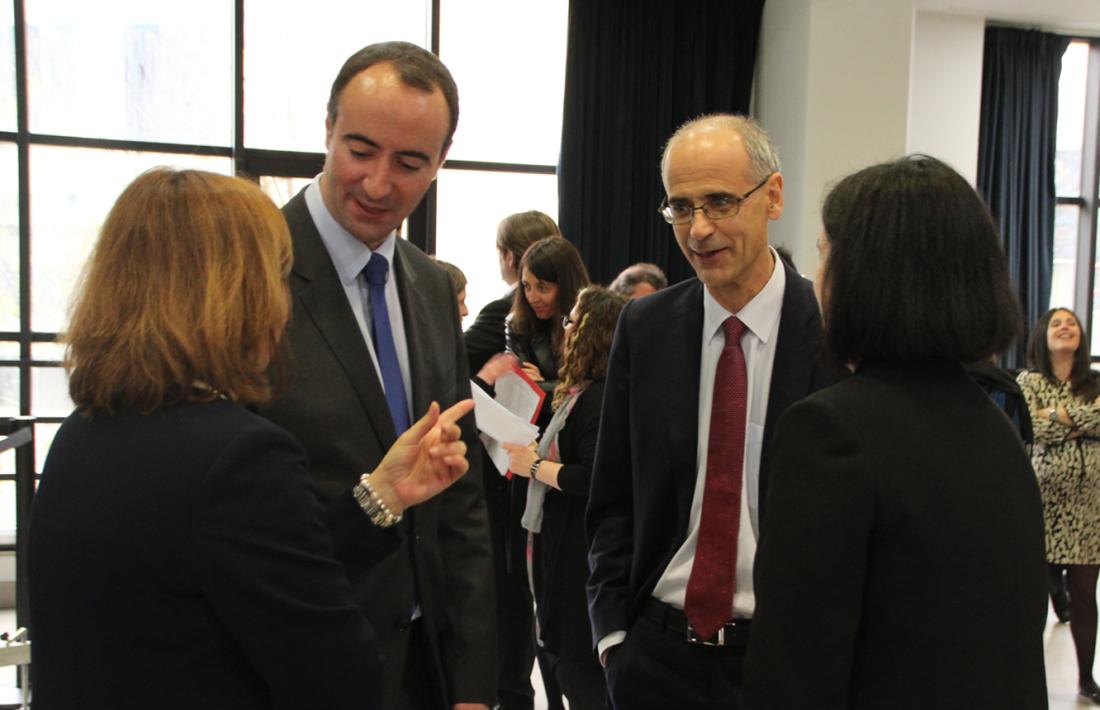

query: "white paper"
xmin=471 ymin=382 xmax=540 ymax=476
xmin=493 ymin=370 xmax=545 ymax=425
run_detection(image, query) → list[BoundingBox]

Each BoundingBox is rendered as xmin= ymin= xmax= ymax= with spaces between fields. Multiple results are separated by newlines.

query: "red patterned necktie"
xmin=684 ymin=316 xmax=747 ymax=639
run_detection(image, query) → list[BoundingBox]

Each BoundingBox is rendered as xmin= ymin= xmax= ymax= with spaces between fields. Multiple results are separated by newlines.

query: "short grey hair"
xmin=609 ymin=263 xmax=668 ymax=297
xmin=660 ymin=114 xmax=781 ymax=184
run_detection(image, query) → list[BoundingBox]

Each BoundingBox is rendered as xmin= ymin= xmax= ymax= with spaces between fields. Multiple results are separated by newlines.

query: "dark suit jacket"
xmin=259 ymin=190 xmax=495 ymax=707
xmin=29 ymin=401 xmax=397 ymax=710
xmin=586 ymin=265 xmax=839 ymax=645
xmin=742 ymin=360 xmax=1048 ymax=709
xmin=464 ymin=289 xmax=514 ymax=375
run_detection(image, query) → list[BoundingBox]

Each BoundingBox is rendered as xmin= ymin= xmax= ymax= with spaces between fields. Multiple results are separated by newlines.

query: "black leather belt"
xmin=640 ymin=598 xmax=751 ymax=647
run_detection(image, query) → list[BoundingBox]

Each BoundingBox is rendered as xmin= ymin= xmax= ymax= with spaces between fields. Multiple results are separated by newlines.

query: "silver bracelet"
xmin=353 ymin=474 xmax=403 ymax=528
xmin=529 ymin=458 xmax=542 ymax=481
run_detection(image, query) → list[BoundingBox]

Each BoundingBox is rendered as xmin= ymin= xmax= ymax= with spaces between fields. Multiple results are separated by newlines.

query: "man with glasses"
xmin=586 ymin=114 xmax=841 ymax=708
xmin=259 ymin=42 xmax=494 ymax=710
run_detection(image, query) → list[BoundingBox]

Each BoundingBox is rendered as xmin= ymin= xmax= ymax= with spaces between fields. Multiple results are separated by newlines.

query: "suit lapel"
xmin=284 ymin=191 xmax=398 ymax=447
xmin=760 ymin=264 xmax=824 ymax=515
xmin=662 ymin=281 xmax=705 ymax=522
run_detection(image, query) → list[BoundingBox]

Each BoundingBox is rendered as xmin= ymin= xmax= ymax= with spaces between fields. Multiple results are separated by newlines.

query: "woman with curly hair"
xmin=504 ymin=286 xmax=626 ymax=710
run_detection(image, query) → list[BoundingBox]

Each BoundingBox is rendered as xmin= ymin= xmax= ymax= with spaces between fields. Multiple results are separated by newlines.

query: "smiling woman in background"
xmin=28 ymin=168 xmax=473 ymax=710
xmin=1019 ymin=307 xmax=1100 ymax=704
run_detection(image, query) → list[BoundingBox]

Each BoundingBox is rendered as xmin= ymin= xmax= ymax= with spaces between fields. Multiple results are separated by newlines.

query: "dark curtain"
xmin=558 ymin=0 xmax=766 ymax=286
xmin=977 ymin=26 xmax=1069 ymax=368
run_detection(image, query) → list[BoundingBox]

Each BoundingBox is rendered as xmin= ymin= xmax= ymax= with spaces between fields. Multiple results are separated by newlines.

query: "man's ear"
xmin=767 ymin=173 xmax=784 ymax=220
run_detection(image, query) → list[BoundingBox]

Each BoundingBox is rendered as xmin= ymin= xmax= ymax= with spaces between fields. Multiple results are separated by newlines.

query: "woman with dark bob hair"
xmin=29 ymin=168 xmax=474 ymax=710
xmin=506 ymin=235 xmax=590 ymax=425
xmin=742 ymin=155 xmax=1048 ymax=708
xmin=504 ymin=286 xmax=626 ymax=709
xmin=1018 ymin=307 xmax=1100 ymax=703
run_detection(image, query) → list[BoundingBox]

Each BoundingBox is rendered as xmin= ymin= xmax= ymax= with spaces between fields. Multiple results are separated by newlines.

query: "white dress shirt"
xmin=304 ymin=178 xmax=414 ymax=419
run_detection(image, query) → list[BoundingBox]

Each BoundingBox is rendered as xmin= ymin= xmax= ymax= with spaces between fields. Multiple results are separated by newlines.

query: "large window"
xmin=1053 ymin=40 xmax=1100 ymax=355
xmin=0 ymin=0 xmax=568 ymax=526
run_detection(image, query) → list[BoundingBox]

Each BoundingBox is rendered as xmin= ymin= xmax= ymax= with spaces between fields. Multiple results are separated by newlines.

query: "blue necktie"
xmin=363 ymin=253 xmax=410 ymax=435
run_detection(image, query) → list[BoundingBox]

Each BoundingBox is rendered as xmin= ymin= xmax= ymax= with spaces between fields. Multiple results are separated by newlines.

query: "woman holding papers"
xmin=506 ymin=236 xmax=590 ymax=430
xmin=505 ymin=286 xmax=626 ymax=710
xmin=28 ymin=168 xmax=474 ymax=710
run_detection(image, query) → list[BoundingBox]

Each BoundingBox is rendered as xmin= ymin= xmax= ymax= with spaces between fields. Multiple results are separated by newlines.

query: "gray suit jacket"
xmin=260 ymin=189 xmax=496 ymax=708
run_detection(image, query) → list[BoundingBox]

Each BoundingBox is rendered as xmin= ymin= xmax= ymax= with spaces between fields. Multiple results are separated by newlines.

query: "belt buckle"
xmin=686 ymin=623 xmax=725 ymax=646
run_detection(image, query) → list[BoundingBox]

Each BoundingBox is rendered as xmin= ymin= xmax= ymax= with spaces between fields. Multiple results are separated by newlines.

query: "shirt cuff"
xmin=597 ymin=630 xmax=627 ymax=665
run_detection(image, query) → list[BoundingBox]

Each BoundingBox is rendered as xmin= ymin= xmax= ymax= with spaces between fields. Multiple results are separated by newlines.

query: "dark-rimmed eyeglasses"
xmin=658 ymin=174 xmax=773 ymax=225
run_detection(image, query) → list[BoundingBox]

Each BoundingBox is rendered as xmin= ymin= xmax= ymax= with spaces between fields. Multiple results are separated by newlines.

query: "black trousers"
xmin=605 ymin=602 xmax=746 ymax=710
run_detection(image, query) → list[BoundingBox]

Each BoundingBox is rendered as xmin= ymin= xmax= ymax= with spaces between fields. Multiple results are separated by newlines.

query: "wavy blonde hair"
xmin=65 ymin=168 xmax=292 ymax=416
xmin=553 ymin=286 xmax=626 ymax=409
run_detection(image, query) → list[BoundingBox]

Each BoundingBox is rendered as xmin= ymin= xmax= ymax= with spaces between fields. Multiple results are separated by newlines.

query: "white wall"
xmin=756 ymin=0 xmax=1100 ymax=273
xmin=758 ymin=0 xmax=915 ymax=273
xmin=907 ymin=12 xmax=986 ymax=184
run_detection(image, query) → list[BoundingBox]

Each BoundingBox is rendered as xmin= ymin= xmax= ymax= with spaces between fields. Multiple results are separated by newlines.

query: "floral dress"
xmin=1018 ymin=370 xmax=1100 ymax=563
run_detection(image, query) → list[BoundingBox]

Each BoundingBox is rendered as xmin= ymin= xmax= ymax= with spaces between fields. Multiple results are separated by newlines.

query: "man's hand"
xmin=452 ymin=704 xmax=491 ymax=710
xmin=367 ymin=399 xmax=475 ymax=514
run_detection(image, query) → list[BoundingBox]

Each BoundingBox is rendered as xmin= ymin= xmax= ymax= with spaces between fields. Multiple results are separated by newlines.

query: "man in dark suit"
xmin=259 ymin=42 xmax=495 ymax=710
xmin=586 ymin=114 xmax=840 ymax=709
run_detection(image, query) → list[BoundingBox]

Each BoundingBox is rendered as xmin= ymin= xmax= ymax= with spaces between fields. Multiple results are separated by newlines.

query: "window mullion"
xmin=1075 ymin=41 xmax=1100 ymax=327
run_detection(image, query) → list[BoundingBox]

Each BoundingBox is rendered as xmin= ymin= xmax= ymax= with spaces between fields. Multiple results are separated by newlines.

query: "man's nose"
xmin=360 ymin=161 xmax=393 ymax=199
xmin=689 ymin=208 xmax=716 ymax=240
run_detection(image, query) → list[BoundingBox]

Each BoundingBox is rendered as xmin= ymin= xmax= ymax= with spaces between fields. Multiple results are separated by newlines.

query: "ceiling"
xmin=914 ymin=0 xmax=1100 ymax=35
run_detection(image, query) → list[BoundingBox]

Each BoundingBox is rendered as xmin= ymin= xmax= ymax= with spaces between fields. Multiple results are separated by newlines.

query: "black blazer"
xmin=533 ymin=381 xmax=603 ymax=657
xmin=585 ymin=266 xmax=840 ymax=646
xmin=258 ymin=190 xmax=495 ymax=707
xmin=743 ymin=360 xmax=1048 ymax=709
xmin=29 ymin=401 xmax=397 ymax=710
xmin=464 ymin=289 xmax=514 ymax=375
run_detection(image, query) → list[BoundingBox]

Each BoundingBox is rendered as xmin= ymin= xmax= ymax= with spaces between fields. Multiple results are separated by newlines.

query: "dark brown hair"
xmin=510 ymin=237 xmax=590 ymax=355
xmin=819 ymin=155 xmax=1021 ymax=367
xmin=1026 ymin=307 xmax=1100 ymax=400
xmin=326 ymin=41 xmax=459 ymax=154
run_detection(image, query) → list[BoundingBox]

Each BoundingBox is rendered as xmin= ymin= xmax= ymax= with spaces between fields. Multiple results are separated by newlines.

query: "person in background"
xmin=608 ymin=262 xmax=668 ymax=300
xmin=586 ymin=114 xmax=839 ymax=710
xmin=462 ymin=210 xmax=564 ymax=710
xmin=504 ymin=286 xmax=625 ymax=710
xmin=466 ymin=211 xmax=562 ymax=374
xmin=435 ymin=259 xmax=469 ymax=320
xmin=506 ymin=236 xmax=590 ymax=429
xmin=1019 ymin=307 xmax=1100 ymax=703
xmin=744 ymin=155 xmax=1047 ymax=708
xmin=28 ymin=168 xmax=475 ymax=710
xmin=256 ymin=41 xmax=494 ymax=710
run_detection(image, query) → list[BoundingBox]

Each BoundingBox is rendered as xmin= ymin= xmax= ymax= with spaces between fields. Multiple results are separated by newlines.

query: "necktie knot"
xmin=723 ymin=316 xmax=747 ymax=347
xmin=364 ymin=253 xmax=389 ymax=286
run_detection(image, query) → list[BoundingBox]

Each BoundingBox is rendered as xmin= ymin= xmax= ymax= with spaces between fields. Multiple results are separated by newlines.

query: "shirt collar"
xmin=702 ymin=247 xmax=787 ymax=343
xmin=305 ymin=176 xmax=397 ymax=285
